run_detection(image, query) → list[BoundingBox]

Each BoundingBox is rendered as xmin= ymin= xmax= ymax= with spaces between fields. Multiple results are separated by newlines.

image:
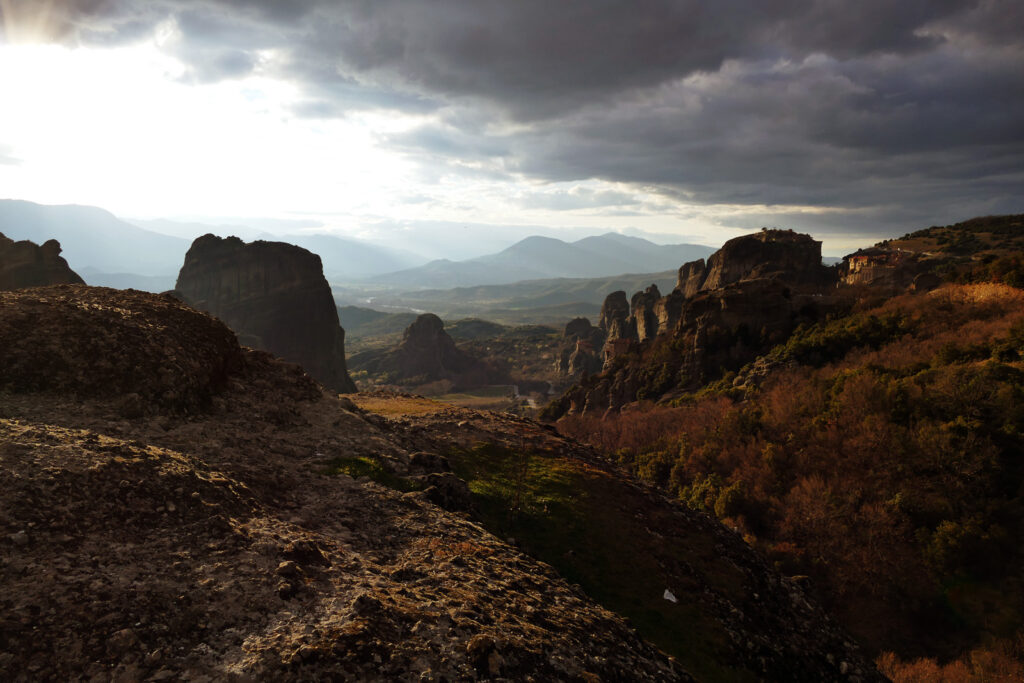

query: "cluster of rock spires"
xmin=349 ymin=313 xmax=506 ymax=389
xmin=0 ymin=233 xmax=83 ymax=291
xmin=173 ymin=234 xmax=356 ymax=393
xmin=553 ymin=230 xmax=834 ymax=379
xmin=548 ymin=230 xmax=853 ymax=415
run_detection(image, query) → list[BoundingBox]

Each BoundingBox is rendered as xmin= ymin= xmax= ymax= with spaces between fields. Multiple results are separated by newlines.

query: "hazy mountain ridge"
xmin=366 ymin=233 xmax=716 ymax=288
xmin=338 ymin=270 xmax=680 ymax=325
xmin=3 ymin=200 xmax=712 ymax=294
xmin=0 ymin=200 xmax=189 ymax=281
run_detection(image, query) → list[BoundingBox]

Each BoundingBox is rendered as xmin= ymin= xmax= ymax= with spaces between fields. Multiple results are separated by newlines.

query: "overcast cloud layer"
xmin=3 ymin=0 xmax=1022 ymax=237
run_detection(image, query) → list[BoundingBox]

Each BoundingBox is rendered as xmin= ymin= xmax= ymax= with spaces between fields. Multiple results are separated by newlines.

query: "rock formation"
xmin=548 ymin=228 xmax=846 ymax=414
xmin=0 ymin=233 xmax=84 ymax=290
xmin=630 ymin=284 xmax=662 ymax=343
xmin=349 ymin=313 xmax=503 ymax=388
xmin=675 ymin=259 xmax=707 ymax=297
xmin=554 ymin=317 xmax=604 ymax=378
xmin=700 ymin=228 xmax=828 ymax=291
xmin=174 ymin=234 xmax=356 ymax=393
xmin=597 ymin=290 xmax=634 ymax=340
xmin=653 ymin=289 xmax=685 ymax=337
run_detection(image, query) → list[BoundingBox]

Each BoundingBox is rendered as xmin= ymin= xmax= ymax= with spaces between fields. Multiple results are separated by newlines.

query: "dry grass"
xmin=349 ymin=393 xmax=447 ymax=417
xmin=930 ymin=282 xmax=1024 ymax=305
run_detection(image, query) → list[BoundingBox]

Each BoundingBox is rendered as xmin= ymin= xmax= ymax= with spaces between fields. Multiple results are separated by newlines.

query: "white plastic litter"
xmin=663 ymin=589 xmax=677 ymax=603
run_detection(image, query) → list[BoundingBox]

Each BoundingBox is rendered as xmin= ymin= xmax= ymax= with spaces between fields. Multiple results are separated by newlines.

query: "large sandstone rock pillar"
xmin=175 ymin=234 xmax=356 ymax=393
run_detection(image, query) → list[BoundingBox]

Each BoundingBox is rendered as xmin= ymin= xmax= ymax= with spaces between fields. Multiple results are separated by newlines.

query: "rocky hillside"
xmin=174 ymin=234 xmax=356 ymax=393
xmin=556 ymin=282 xmax=1024 ymax=678
xmin=0 ymin=285 xmax=882 ymax=681
xmin=0 ymin=234 xmax=84 ymax=290
xmin=0 ymin=285 xmax=683 ymax=681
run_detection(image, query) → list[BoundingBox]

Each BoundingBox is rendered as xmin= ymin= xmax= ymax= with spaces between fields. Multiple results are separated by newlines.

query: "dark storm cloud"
xmin=10 ymin=0 xmax=985 ymax=114
xmin=6 ymin=0 xmax=1023 ymax=232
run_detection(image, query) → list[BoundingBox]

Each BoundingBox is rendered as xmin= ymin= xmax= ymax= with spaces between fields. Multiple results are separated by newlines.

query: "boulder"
xmin=0 ymin=233 xmax=84 ymax=290
xmin=174 ymin=235 xmax=356 ymax=393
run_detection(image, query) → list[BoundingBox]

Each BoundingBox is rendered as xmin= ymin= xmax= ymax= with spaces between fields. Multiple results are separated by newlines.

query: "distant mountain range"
xmin=0 ymin=201 xmax=428 ymax=288
xmin=366 ymin=233 xmax=716 ymax=288
xmin=0 ymin=200 xmax=190 ymax=282
xmin=1 ymin=200 xmax=721 ymax=293
xmin=336 ymin=270 xmax=681 ymax=325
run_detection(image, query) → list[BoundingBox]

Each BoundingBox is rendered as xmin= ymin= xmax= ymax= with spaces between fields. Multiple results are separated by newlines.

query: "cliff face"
xmin=631 ymin=284 xmax=662 ymax=343
xmin=174 ymin=235 xmax=356 ymax=393
xmin=0 ymin=233 xmax=84 ymax=290
xmin=675 ymin=259 xmax=707 ymax=297
xmin=550 ymin=229 xmax=844 ymax=415
xmin=840 ymin=246 xmax=928 ymax=290
xmin=554 ymin=317 xmax=605 ymax=378
xmin=597 ymin=290 xmax=634 ymax=340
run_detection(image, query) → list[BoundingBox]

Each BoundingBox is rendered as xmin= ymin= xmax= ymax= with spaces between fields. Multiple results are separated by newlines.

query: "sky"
xmin=0 ymin=0 xmax=1022 ymax=255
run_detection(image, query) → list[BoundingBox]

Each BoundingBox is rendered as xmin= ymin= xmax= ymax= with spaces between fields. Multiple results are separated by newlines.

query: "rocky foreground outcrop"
xmin=0 ymin=233 xmax=84 ymax=290
xmin=0 ymin=285 xmax=685 ymax=682
xmin=174 ymin=234 xmax=356 ymax=393
xmin=349 ymin=313 xmax=505 ymax=389
xmin=0 ymin=286 xmax=245 ymax=415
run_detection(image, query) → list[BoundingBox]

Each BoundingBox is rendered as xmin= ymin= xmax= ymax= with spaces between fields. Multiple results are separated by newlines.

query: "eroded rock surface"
xmin=174 ymin=234 xmax=356 ymax=393
xmin=630 ymin=284 xmax=662 ymax=343
xmin=0 ymin=285 xmax=245 ymax=414
xmin=554 ymin=317 xmax=604 ymax=378
xmin=597 ymin=290 xmax=634 ymax=341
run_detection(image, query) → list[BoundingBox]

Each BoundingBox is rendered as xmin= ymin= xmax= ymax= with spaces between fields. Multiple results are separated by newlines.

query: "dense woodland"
xmin=558 ymin=281 xmax=1024 ymax=680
